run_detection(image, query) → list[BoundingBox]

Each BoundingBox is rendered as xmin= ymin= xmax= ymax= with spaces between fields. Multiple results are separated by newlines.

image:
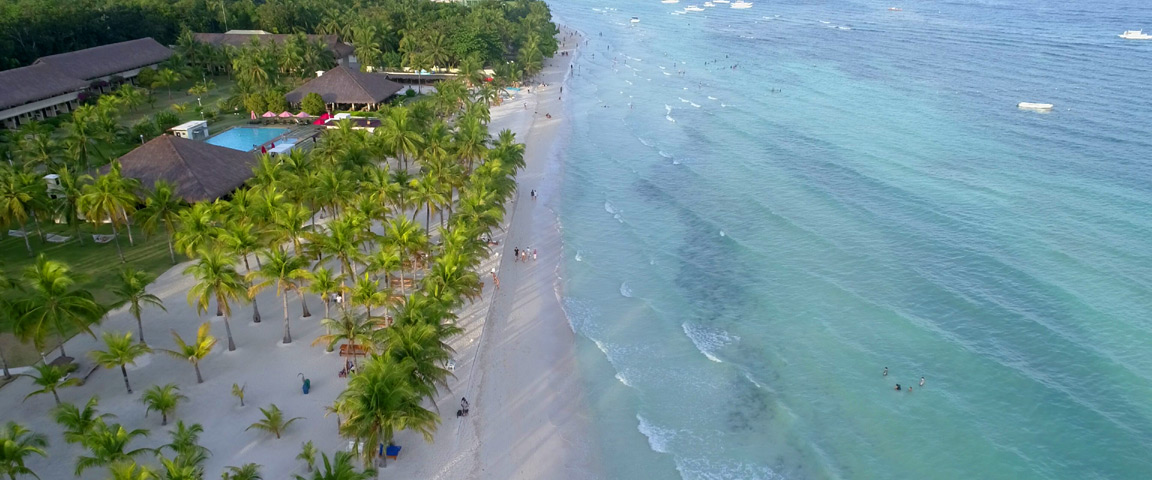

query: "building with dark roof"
xmin=285 ymin=65 xmax=404 ymax=111
xmin=111 ymin=135 xmax=257 ymax=202
xmin=0 ymin=38 xmax=173 ymax=129
xmin=193 ymin=30 xmax=356 ymax=66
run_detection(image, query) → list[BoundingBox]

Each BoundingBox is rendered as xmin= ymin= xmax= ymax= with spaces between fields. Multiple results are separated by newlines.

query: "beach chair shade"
xmin=295 ymin=111 xmax=311 ymax=117
xmin=279 ymin=111 xmax=293 ymax=117
xmin=262 ymin=111 xmax=276 ymax=117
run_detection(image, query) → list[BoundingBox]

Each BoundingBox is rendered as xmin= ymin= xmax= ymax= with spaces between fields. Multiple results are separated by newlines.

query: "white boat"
xmin=1017 ymin=102 xmax=1054 ymax=111
xmin=731 ymin=0 xmax=753 ymax=9
xmin=671 ymin=10 xmax=686 ymax=15
xmin=685 ymin=5 xmax=705 ymax=11
xmin=1119 ymin=30 xmax=1152 ymax=40
xmin=704 ymin=2 xmax=716 ymax=6
xmin=631 ymin=16 xmax=640 ymax=23
xmin=661 ymin=0 xmax=679 ymax=3
xmin=714 ymin=0 xmax=730 ymax=3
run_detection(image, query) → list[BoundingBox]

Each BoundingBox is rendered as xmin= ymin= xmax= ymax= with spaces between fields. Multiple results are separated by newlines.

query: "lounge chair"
xmin=46 ymin=233 xmax=71 ymax=243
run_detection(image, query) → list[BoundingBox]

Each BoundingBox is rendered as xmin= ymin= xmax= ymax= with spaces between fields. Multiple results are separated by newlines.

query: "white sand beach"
xmin=0 ymin=27 xmax=596 ymax=480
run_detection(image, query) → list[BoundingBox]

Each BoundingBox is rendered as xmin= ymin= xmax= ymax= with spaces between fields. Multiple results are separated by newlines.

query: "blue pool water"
xmin=205 ymin=127 xmax=288 ymax=151
xmin=549 ymin=0 xmax=1152 ymax=479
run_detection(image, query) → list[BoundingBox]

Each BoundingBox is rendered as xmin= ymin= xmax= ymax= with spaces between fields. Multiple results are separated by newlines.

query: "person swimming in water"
xmin=894 ymin=384 xmax=901 ymax=391
xmin=920 ymin=377 xmax=925 ymax=387
xmin=883 ymin=367 xmax=888 ymax=377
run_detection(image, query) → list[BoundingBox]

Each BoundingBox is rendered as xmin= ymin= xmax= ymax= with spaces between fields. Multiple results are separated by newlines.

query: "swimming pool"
xmin=205 ymin=127 xmax=288 ymax=151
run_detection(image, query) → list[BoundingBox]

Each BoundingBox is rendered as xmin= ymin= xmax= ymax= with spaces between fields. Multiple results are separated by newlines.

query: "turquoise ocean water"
xmin=547 ymin=0 xmax=1152 ymax=478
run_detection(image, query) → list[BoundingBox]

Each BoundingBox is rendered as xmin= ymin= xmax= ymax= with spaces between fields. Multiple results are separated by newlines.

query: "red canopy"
xmin=312 ymin=113 xmax=332 ymax=125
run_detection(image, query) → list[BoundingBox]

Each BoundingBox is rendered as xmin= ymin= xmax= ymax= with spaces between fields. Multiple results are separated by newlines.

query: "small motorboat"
xmin=685 ymin=5 xmax=705 ymax=11
xmin=631 ymin=16 xmax=640 ymax=23
xmin=1017 ymin=102 xmax=1054 ymax=111
xmin=704 ymin=2 xmax=716 ymax=6
xmin=731 ymin=0 xmax=753 ymax=9
xmin=714 ymin=0 xmax=730 ymax=3
xmin=888 ymin=7 xmax=903 ymax=11
xmin=661 ymin=0 xmax=679 ymax=3
xmin=1119 ymin=30 xmax=1152 ymax=40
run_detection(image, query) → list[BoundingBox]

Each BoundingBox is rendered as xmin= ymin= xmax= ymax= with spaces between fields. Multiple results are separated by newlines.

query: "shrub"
xmin=153 ymin=110 xmax=180 ymax=132
xmin=264 ymin=90 xmax=288 ymax=112
xmin=301 ymin=92 xmax=326 ymax=115
xmin=243 ymin=94 xmax=266 ymax=115
xmin=131 ymin=118 xmax=160 ymax=141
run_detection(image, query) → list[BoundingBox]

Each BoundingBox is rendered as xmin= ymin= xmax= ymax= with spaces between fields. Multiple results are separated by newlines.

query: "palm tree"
xmin=152 ymin=69 xmax=183 ymax=99
xmin=17 ymin=256 xmax=105 ymax=360
xmin=296 ymin=440 xmax=317 ymax=472
xmin=0 ymin=422 xmax=48 ymax=480
xmin=222 ymin=463 xmax=262 ymax=480
xmin=78 ymin=163 xmax=138 ymax=262
xmin=112 ymin=268 xmax=165 ymax=345
xmin=140 ymin=384 xmax=186 ymax=426
xmin=365 ymin=246 xmax=401 ymax=293
xmin=350 ymin=275 xmax=389 ymax=321
xmin=245 ymin=404 xmax=302 ymax=440
xmin=383 ymin=218 xmax=427 ymax=296
xmin=310 ymin=217 xmax=363 ymax=280
xmin=74 ymin=424 xmax=152 ymax=476
xmin=306 ymin=267 xmax=341 ymax=320
xmin=90 ymin=331 xmax=151 ymax=394
xmin=0 ymin=167 xmax=36 ymax=255
xmin=377 ymin=322 xmax=456 ymax=398
xmin=248 ymin=249 xmax=310 ymax=344
xmin=105 ymin=461 xmax=156 ymax=480
xmin=270 ymin=203 xmax=310 ymax=256
xmin=219 ymin=221 xmax=264 ymax=273
xmin=173 ymin=203 xmax=220 ymax=258
xmin=184 ymin=249 xmax=247 ymax=351
xmin=312 ymin=311 xmax=376 ymax=363
xmin=0 ymin=298 xmax=18 ymax=380
xmin=137 ymin=180 xmax=186 ymax=264
xmin=51 ymin=166 xmax=91 ymax=246
xmin=231 ymin=383 xmax=247 ymax=407
xmin=291 ymin=452 xmax=374 ymax=480
xmin=161 ymin=421 xmax=209 ymax=460
xmin=422 ymin=252 xmax=483 ymax=309
xmin=53 ymin=396 xmax=115 ymax=445
xmin=332 ymin=355 xmax=439 ymax=468
xmin=377 ymin=107 xmax=423 ymax=169
xmin=407 ymin=177 xmax=448 ymax=236
xmin=161 ymin=323 xmax=216 ymax=383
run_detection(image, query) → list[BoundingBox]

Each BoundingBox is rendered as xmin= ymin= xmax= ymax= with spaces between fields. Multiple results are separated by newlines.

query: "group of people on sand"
xmin=513 ymin=246 xmax=537 ymax=262
xmin=884 ymin=366 xmax=925 ymax=392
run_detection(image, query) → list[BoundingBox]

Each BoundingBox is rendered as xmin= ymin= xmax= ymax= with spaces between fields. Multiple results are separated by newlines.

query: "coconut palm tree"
xmin=74 ymin=424 xmax=152 ymax=476
xmin=246 ymin=404 xmax=302 ymax=440
xmin=90 ymin=331 xmax=151 ymax=394
xmin=309 ymin=217 xmax=363 ymax=281
xmin=137 ymin=180 xmax=186 ymax=264
xmin=377 ymin=322 xmax=456 ymax=398
xmin=377 ymin=107 xmax=423 ymax=169
xmin=16 ymin=255 xmax=105 ymax=360
xmin=408 ymin=177 xmax=449 ymax=235
xmin=270 ymin=203 xmax=310 ymax=256
xmin=160 ymin=421 xmax=209 ymax=460
xmin=53 ymin=396 xmax=115 ymax=445
xmin=349 ymin=274 xmax=389 ymax=321
xmin=0 ymin=422 xmax=48 ymax=480
xmin=247 ymin=249 xmax=310 ymax=344
xmin=161 ymin=323 xmax=216 ymax=384
xmin=173 ymin=203 xmax=221 ymax=258
xmin=296 ymin=441 xmax=317 ymax=472
xmin=220 ymin=220 xmax=265 ymax=273
xmin=140 ymin=384 xmax=187 ymax=426
xmin=78 ymin=162 xmax=137 ymax=262
xmin=51 ymin=166 xmax=91 ymax=246
xmin=306 ymin=267 xmax=341 ymax=320
xmin=331 ymin=355 xmax=439 ymax=468
xmin=422 ymin=252 xmax=483 ymax=309
xmin=0 ymin=298 xmax=18 ymax=380
xmin=231 ymin=383 xmax=246 ymax=407
xmin=383 ymin=218 xmax=427 ymax=296
xmin=112 ymin=268 xmax=165 ymax=345
xmin=222 ymin=463 xmax=262 ymax=480
xmin=184 ymin=249 xmax=247 ymax=351
xmin=312 ymin=312 xmax=375 ymax=364
xmin=0 ymin=167 xmax=37 ymax=255
xmin=105 ymin=460 xmax=156 ymax=480
xmin=364 ymin=246 xmax=401 ymax=294
xmin=291 ymin=451 xmax=374 ymax=480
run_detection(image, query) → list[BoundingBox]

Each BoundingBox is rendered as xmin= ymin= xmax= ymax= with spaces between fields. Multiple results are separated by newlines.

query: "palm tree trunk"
xmin=120 ymin=364 xmax=132 ymax=393
xmin=52 ymin=389 xmax=61 ymax=405
xmin=299 ymin=290 xmax=311 ymax=318
xmin=243 ymin=254 xmax=252 ymax=272
xmin=252 ymin=297 xmax=262 ymax=323
xmin=162 ymin=412 xmax=168 ymax=426
xmin=56 ymin=326 xmax=68 ymax=359
xmin=425 ymin=206 xmax=431 ymax=236
xmin=282 ymin=294 xmax=292 ymax=344
xmin=21 ymin=232 xmax=32 ymax=256
xmin=135 ymin=313 xmax=146 ymax=344
xmin=165 ymin=228 xmax=175 ymax=264
xmin=193 ymin=361 xmax=204 ymax=383
xmin=111 ymin=224 xmax=126 ymax=262
xmin=0 ymin=345 xmax=11 ymax=379
xmin=121 ymin=208 xmax=135 ymax=246
xmin=223 ymin=312 xmax=236 ymax=351
xmin=30 ymin=212 xmax=44 ymax=242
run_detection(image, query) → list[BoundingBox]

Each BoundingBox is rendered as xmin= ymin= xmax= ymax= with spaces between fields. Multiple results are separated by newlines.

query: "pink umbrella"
xmin=312 ymin=113 xmax=332 ymax=125
xmin=295 ymin=112 xmax=311 ymax=118
xmin=250 ymin=111 xmax=257 ymax=120
xmin=278 ymin=111 xmax=293 ymax=118
xmin=262 ymin=111 xmax=276 ymax=118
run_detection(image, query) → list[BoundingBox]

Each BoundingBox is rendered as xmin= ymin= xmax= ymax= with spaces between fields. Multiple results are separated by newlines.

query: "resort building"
xmin=112 ymin=135 xmax=256 ymax=202
xmin=285 ymin=65 xmax=404 ymax=112
xmin=0 ymin=38 xmax=173 ymax=129
xmin=193 ymin=30 xmax=356 ymax=66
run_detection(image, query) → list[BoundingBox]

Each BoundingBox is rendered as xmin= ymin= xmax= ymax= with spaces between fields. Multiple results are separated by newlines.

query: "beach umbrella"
xmin=262 ymin=111 xmax=276 ymax=118
xmin=278 ymin=111 xmax=293 ymax=117
xmin=260 ymin=146 xmax=267 ymax=154
xmin=295 ymin=112 xmax=311 ymax=117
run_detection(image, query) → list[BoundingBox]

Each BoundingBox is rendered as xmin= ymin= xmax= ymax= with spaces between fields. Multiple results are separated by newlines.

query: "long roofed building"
xmin=285 ymin=65 xmax=404 ymax=111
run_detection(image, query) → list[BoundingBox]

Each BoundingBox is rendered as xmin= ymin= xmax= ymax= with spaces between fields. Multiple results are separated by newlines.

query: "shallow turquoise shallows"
xmin=548 ymin=0 xmax=1152 ymax=479
xmin=205 ymin=127 xmax=287 ymax=151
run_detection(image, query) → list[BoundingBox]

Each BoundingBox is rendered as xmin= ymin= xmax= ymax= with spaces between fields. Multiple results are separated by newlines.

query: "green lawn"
xmin=119 ymin=75 xmax=246 ymax=129
xmin=0 ymin=221 xmax=184 ymax=367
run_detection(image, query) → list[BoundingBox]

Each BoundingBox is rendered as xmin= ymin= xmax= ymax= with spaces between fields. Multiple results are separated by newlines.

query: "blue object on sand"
xmin=302 ymin=378 xmax=311 ymax=394
xmin=385 ymin=445 xmax=401 ymax=459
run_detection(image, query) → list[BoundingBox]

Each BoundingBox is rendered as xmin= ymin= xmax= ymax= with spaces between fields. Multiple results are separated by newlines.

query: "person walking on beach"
xmin=514 ymin=247 xmax=520 ymax=261
xmin=533 ymin=249 xmax=538 ymax=261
